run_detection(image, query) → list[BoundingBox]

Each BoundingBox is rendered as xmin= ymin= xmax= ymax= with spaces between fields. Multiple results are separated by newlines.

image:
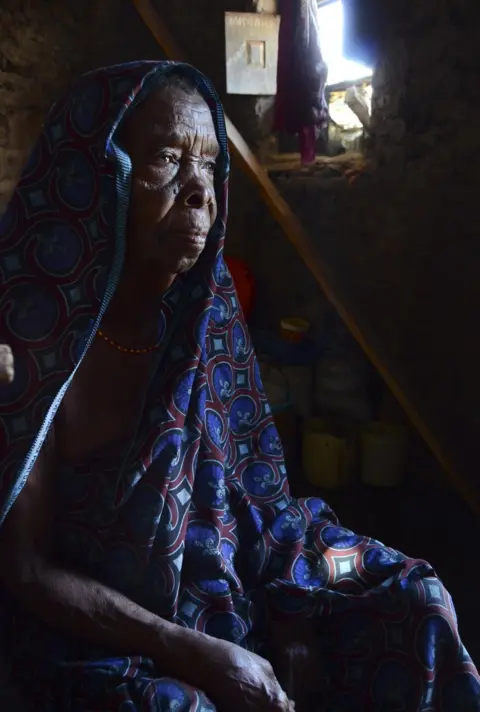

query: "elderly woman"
xmin=0 ymin=61 xmax=478 ymax=712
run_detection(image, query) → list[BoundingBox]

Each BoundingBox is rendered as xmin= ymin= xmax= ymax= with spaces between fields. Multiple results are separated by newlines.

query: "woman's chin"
xmin=167 ymin=246 xmax=205 ymax=274
xmin=169 ymin=254 xmax=200 ymax=275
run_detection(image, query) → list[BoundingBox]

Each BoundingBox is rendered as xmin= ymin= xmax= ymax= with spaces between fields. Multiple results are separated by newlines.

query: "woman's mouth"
xmin=185 ymin=231 xmax=206 ymax=239
xmin=160 ymin=229 xmax=208 ymax=255
xmin=179 ymin=231 xmax=207 ymax=246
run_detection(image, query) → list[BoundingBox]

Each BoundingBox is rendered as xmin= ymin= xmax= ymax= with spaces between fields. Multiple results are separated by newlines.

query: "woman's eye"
xmin=205 ymin=160 xmax=216 ymax=173
xmin=155 ymin=153 xmax=176 ymax=165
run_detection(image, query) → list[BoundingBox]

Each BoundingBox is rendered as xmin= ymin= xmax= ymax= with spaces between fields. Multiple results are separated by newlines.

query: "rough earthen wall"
xmin=256 ymin=0 xmax=480 ymax=496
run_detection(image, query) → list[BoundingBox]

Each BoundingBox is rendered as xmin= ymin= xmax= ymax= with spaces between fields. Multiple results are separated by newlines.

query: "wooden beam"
xmin=132 ymin=0 xmax=480 ymax=515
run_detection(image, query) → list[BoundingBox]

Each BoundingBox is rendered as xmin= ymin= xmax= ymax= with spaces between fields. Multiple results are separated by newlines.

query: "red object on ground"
xmin=225 ymin=257 xmax=255 ymax=318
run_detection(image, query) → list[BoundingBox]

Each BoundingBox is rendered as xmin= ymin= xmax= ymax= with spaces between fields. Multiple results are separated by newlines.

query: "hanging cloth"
xmin=273 ymin=0 xmax=329 ymax=164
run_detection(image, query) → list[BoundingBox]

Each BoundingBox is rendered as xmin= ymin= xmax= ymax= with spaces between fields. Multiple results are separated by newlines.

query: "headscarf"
xmin=0 ymin=61 xmax=233 ymax=519
xmin=0 ymin=61 xmax=294 ymax=582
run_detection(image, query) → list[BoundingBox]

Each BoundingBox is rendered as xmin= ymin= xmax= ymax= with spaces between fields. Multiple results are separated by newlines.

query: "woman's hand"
xmin=0 ymin=345 xmax=14 ymax=384
xmin=203 ymin=639 xmax=295 ymax=712
xmin=164 ymin=629 xmax=295 ymax=712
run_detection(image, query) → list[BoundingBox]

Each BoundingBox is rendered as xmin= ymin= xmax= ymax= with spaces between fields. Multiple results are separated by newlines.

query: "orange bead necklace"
xmin=96 ymin=328 xmax=160 ymax=355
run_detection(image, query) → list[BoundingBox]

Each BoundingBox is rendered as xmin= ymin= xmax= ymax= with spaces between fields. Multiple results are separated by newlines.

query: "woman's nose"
xmin=179 ymin=161 xmax=214 ymax=209
xmin=184 ymin=182 xmax=211 ymax=208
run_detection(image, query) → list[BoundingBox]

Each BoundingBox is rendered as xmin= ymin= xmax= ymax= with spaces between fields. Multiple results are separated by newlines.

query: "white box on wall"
xmin=225 ymin=12 xmax=280 ymax=96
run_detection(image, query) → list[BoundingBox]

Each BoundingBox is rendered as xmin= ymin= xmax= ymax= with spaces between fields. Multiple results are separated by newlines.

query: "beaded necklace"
xmin=96 ymin=329 xmax=160 ymax=355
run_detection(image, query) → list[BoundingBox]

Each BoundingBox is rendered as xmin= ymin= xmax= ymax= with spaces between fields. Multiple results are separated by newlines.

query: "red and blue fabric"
xmin=0 ymin=61 xmax=479 ymax=711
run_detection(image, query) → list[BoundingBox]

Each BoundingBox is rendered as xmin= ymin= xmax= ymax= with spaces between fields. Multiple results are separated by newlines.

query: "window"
xmin=317 ymin=0 xmax=372 ymax=87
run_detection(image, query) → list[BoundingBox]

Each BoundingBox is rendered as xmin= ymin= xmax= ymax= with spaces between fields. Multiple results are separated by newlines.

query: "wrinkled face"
xmin=119 ymin=84 xmax=220 ymax=281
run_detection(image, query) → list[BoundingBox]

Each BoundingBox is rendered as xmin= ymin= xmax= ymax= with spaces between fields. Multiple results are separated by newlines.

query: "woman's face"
xmin=119 ymin=84 xmax=220 ymax=286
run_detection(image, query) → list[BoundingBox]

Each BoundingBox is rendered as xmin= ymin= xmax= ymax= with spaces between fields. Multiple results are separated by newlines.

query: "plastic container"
xmin=359 ymin=422 xmax=408 ymax=487
xmin=282 ymin=364 xmax=314 ymax=420
xmin=314 ymin=348 xmax=372 ymax=422
xmin=260 ymin=362 xmax=290 ymax=413
xmin=314 ymin=389 xmax=372 ymax=423
xmin=280 ymin=318 xmax=310 ymax=344
xmin=254 ymin=328 xmax=324 ymax=367
xmin=302 ymin=418 xmax=355 ymax=489
xmin=315 ymin=357 xmax=363 ymax=395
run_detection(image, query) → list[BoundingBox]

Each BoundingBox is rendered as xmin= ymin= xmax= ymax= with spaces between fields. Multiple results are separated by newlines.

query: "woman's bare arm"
xmin=0 ymin=430 xmax=189 ymax=669
xmin=0 ymin=429 xmax=296 ymax=711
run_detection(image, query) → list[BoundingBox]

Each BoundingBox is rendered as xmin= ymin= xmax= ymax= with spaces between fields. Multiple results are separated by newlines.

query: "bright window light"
xmin=317 ymin=0 xmax=372 ymax=86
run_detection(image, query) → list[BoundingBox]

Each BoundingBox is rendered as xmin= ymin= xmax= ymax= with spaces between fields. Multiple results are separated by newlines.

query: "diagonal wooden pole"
xmin=132 ymin=0 xmax=480 ymax=515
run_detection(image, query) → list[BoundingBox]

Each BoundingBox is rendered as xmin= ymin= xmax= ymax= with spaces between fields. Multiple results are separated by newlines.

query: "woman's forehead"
xmin=131 ymin=87 xmax=212 ymax=127
xmin=122 ymin=86 xmax=219 ymax=149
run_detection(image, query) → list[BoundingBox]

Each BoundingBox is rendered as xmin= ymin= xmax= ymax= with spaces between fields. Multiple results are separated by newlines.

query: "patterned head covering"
xmin=0 ymin=61 xmax=289 ymax=539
